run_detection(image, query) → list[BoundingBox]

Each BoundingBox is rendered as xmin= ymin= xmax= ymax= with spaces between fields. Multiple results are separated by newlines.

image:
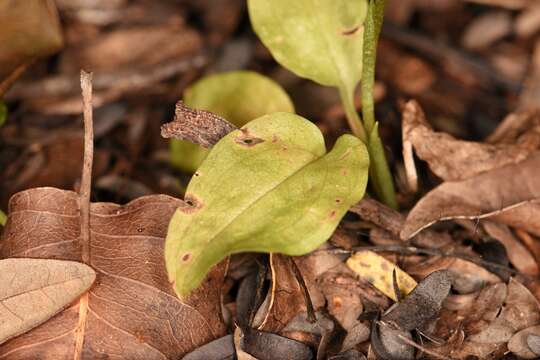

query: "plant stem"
xmin=362 ymin=0 xmax=385 ymax=134
xmin=339 ymin=86 xmax=366 ymax=142
xmin=361 ymin=0 xmax=398 ymax=209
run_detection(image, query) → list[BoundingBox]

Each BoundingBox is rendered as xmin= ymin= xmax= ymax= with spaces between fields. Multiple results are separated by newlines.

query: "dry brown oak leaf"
xmin=0 ymin=187 xmax=226 ymax=359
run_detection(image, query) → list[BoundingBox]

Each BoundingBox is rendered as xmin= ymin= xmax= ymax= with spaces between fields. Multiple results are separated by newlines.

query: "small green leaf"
xmin=0 ymin=102 xmax=7 ymax=127
xmin=248 ymin=0 xmax=368 ymax=94
xmin=170 ymin=71 xmax=294 ymax=172
xmin=165 ymin=113 xmax=369 ymax=297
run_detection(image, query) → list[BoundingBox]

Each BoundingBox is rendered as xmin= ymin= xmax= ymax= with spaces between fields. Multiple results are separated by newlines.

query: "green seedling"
xmin=165 ymin=113 xmax=369 ymax=297
xmin=248 ymin=0 xmax=396 ymax=208
xmin=165 ymin=1 xmax=394 ymax=297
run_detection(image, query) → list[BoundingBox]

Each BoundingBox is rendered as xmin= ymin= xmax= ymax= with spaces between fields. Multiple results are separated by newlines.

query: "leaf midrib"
xmin=182 ymin=145 xmax=325 ymax=255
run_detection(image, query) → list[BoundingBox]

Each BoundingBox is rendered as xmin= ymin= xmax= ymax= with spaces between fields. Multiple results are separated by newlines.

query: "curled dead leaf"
xmin=401 ymin=151 xmax=540 ymax=240
xmin=401 ymin=100 xmax=540 ymax=185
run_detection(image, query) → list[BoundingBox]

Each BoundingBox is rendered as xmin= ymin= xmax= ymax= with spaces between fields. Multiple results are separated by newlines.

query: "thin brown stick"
xmin=376 ymin=321 xmax=455 ymax=360
xmin=80 ymin=70 xmax=93 ymax=264
xmin=0 ymin=59 xmax=34 ymax=97
xmin=322 ymin=244 xmax=526 ymax=279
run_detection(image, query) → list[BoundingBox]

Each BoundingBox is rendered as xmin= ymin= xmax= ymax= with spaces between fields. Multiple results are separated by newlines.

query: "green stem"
xmin=0 ymin=209 xmax=6 ymax=227
xmin=361 ymin=0 xmax=398 ymax=209
xmin=361 ymin=0 xmax=385 ymax=134
xmin=339 ymin=86 xmax=366 ymax=143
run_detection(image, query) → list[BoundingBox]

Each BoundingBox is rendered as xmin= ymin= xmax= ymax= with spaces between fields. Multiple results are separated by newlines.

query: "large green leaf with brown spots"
xmin=165 ymin=112 xmax=369 ymax=297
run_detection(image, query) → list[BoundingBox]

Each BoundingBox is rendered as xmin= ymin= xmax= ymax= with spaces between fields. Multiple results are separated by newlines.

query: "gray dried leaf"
xmin=371 ymin=320 xmax=414 ymax=360
xmin=240 ymin=327 xmax=313 ymax=360
xmin=182 ymin=335 xmax=236 ymax=360
xmin=383 ymin=270 xmax=451 ymax=331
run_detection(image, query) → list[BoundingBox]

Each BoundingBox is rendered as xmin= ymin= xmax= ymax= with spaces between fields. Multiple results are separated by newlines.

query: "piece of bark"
xmin=161 ymin=101 xmax=237 ymax=148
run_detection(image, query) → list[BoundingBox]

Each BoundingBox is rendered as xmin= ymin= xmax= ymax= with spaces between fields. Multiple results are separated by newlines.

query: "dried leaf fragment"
xmin=382 ymin=270 xmax=451 ymax=331
xmin=0 ymin=258 xmax=95 ymax=345
xmin=508 ymin=325 xmax=540 ymax=359
xmin=401 ymin=100 xmax=540 ymax=184
xmin=240 ymin=327 xmax=313 ymax=360
xmin=346 ymin=251 xmax=417 ymax=301
xmin=401 ymin=151 xmax=540 ymax=240
xmin=161 ymin=101 xmax=237 ymax=148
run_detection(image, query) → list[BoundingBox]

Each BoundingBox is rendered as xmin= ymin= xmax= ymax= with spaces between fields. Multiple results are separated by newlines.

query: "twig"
xmin=322 ymin=244 xmax=527 ymax=279
xmin=80 ymin=70 xmax=93 ymax=264
xmin=0 ymin=59 xmax=34 ymax=97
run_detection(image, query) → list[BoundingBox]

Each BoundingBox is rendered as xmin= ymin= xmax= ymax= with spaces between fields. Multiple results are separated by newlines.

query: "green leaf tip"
xmin=165 ymin=112 xmax=369 ymax=297
xmin=0 ymin=102 xmax=7 ymax=128
xmin=170 ymin=70 xmax=294 ymax=173
xmin=248 ymin=0 xmax=368 ymax=94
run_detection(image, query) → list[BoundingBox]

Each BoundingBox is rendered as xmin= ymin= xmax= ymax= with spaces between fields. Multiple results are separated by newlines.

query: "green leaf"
xmin=248 ymin=0 xmax=368 ymax=94
xmin=0 ymin=102 xmax=6 ymax=127
xmin=165 ymin=113 xmax=369 ymax=297
xmin=170 ymin=71 xmax=294 ymax=172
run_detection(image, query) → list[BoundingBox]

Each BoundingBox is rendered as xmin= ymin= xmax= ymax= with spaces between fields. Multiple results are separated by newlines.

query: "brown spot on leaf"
xmin=180 ymin=193 xmax=203 ymax=213
xmin=181 ymin=253 xmax=192 ymax=263
xmin=234 ymin=129 xmax=264 ymax=147
xmin=335 ymin=198 xmax=342 ymax=204
xmin=342 ymin=25 xmax=361 ymax=36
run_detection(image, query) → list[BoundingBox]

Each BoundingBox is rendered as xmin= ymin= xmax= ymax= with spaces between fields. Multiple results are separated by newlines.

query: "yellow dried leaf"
xmin=346 ymin=251 xmax=417 ymax=301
